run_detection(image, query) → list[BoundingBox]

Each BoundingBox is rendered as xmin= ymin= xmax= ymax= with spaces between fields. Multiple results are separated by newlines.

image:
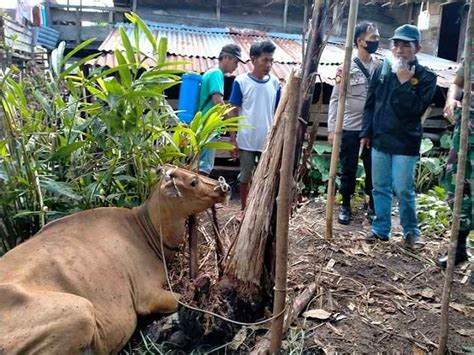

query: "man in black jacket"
xmin=360 ymin=24 xmax=437 ymax=249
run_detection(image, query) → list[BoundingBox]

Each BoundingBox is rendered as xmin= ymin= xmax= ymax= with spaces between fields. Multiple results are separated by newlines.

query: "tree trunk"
xmin=294 ymin=0 xmax=329 ymax=173
xmin=223 ymin=72 xmax=293 ymax=295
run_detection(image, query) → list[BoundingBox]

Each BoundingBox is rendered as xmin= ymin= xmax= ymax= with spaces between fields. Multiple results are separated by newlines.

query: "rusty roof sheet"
xmin=90 ymin=21 xmax=459 ymax=88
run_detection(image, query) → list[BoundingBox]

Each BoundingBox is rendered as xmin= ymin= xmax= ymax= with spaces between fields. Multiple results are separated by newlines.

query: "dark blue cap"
xmin=390 ymin=24 xmax=421 ymax=43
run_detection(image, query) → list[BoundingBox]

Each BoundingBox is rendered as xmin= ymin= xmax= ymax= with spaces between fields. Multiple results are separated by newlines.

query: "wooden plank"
xmin=49 ymin=3 xmax=130 ymax=12
xmin=53 ymin=24 xmax=112 ymax=43
xmin=51 ymin=8 xmax=110 ymax=24
xmin=3 ymin=17 xmax=33 ymax=35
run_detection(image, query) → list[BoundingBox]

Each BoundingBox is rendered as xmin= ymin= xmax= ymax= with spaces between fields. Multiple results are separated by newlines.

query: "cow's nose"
xmin=215 ymin=176 xmax=230 ymax=194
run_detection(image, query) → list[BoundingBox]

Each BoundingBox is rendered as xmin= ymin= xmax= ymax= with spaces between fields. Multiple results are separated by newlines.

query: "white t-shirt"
xmin=229 ymin=73 xmax=281 ymax=152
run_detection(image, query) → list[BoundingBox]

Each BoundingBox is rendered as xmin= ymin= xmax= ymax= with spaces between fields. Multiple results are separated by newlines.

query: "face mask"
xmin=365 ymin=40 xmax=379 ymax=54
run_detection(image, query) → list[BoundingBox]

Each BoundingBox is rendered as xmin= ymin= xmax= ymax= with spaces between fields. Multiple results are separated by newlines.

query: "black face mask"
xmin=365 ymin=40 xmax=379 ymax=54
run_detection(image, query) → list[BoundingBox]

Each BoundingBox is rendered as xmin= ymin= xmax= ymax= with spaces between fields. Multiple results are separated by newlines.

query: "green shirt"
xmin=198 ymin=67 xmax=224 ymax=115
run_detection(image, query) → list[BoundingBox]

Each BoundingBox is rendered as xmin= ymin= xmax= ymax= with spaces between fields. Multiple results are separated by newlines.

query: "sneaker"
xmin=338 ymin=206 xmax=351 ymax=225
xmin=365 ymin=232 xmax=389 ymax=243
xmin=404 ymin=233 xmax=425 ymax=251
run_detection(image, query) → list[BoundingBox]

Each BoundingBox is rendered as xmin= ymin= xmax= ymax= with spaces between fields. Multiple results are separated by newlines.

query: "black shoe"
xmin=365 ymin=232 xmax=389 ymax=243
xmin=436 ymin=250 xmax=469 ymax=269
xmin=404 ymin=233 xmax=426 ymax=251
xmin=366 ymin=208 xmax=375 ymax=224
xmin=338 ymin=206 xmax=351 ymax=225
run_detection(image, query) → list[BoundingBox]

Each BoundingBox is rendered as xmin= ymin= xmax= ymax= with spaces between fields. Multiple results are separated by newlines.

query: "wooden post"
xmin=332 ymin=1 xmax=343 ymax=36
xmin=269 ymin=72 xmax=302 ymax=353
xmin=302 ymin=0 xmax=308 ymax=58
xmin=325 ymin=0 xmax=359 ymax=240
xmin=132 ymin=0 xmax=137 ymax=13
xmin=188 ymin=214 xmax=198 ymax=280
xmin=283 ymin=0 xmax=289 ymax=31
xmin=294 ymin=0 xmax=328 ymax=175
xmin=216 ymin=0 xmax=221 ymax=24
xmin=438 ymin=3 xmax=472 ymax=352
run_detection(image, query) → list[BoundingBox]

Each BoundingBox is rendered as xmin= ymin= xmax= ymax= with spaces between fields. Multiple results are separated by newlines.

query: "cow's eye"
xmin=190 ymin=179 xmax=198 ymax=188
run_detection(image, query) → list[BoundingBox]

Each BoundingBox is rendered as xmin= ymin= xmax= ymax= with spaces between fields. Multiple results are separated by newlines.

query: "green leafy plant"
xmin=415 ymin=137 xmax=448 ymax=193
xmin=417 ymin=186 xmax=451 ymax=237
xmin=302 ymin=143 xmax=333 ymax=195
xmin=0 ymin=13 xmax=243 ymax=253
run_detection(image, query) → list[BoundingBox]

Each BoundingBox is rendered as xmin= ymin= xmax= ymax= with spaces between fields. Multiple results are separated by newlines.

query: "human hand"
xmin=396 ymin=65 xmax=415 ymax=84
xmin=443 ymin=98 xmax=462 ymax=120
xmin=230 ymin=138 xmax=239 ymax=160
xmin=360 ymin=138 xmax=371 ymax=149
xmin=328 ymin=132 xmax=335 ymax=145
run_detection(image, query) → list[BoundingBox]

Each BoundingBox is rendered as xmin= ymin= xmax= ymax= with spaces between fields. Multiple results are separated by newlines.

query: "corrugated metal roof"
xmin=90 ymin=21 xmax=459 ymax=88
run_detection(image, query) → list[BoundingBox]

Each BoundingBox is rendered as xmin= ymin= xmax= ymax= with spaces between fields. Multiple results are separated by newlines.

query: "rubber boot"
xmin=436 ymin=230 xmax=469 ymax=269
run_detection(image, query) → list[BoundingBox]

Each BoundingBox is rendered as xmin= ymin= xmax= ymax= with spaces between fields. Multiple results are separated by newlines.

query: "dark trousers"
xmin=339 ymin=130 xmax=373 ymax=209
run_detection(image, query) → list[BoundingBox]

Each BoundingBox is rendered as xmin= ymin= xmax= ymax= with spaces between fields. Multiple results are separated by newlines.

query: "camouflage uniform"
xmin=443 ymin=57 xmax=474 ymax=232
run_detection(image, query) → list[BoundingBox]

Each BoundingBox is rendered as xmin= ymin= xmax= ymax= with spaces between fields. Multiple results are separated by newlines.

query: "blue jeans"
xmin=199 ymin=148 xmax=216 ymax=174
xmin=371 ymin=148 xmax=420 ymax=238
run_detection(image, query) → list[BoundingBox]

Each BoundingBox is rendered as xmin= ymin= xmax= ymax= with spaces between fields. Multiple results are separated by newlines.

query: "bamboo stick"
xmin=325 ymin=0 xmax=359 ymax=240
xmin=189 ymin=214 xmax=198 ymax=279
xmin=294 ymin=0 xmax=328 ymax=173
xmin=438 ymin=3 xmax=472 ymax=352
xmin=270 ymin=72 xmax=302 ymax=353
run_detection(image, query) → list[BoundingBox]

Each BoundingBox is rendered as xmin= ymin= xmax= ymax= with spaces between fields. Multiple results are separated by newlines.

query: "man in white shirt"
xmin=229 ymin=40 xmax=281 ymax=210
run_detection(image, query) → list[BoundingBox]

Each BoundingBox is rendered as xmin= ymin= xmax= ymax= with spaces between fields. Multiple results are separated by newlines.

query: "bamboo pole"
xmin=188 ymin=214 xmax=198 ymax=279
xmin=269 ymin=72 xmax=302 ymax=353
xmin=438 ymin=3 xmax=472 ymax=352
xmin=325 ymin=0 xmax=359 ymax=240
xmin=294 ymin=0 xmax=328 ymax=172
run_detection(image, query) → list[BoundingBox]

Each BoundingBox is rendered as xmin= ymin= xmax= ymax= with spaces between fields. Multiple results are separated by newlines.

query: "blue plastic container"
xmin=177 ymin=72 xmax=202 ymax=124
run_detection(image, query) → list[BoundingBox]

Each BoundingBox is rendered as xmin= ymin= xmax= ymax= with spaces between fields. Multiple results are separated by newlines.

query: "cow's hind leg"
xmin=0 ymin=284 xmax=104 ymax=354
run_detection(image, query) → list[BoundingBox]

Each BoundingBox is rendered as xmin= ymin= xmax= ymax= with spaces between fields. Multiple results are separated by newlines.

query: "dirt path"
xmin=283 ymin=201 xmax=472 ymax=353
xmin=125 ymin=199 xmax=473 ymax=353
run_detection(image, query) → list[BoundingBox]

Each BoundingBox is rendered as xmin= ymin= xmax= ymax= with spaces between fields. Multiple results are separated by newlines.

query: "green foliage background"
xmin=0 ymin=14 xmax=243 ymax=253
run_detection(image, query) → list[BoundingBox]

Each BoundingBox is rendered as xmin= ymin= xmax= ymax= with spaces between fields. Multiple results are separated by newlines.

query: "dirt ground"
xmin=127 ymin=197 xmax=473 ymax=354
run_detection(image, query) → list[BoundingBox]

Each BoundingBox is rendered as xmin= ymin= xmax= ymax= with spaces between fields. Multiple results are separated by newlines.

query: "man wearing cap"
xmin=360 ymin=24 xmax=437 ymax=249
xmin=198 ymin=44 xmax=245 ymax=175
xmin=328 ymin=22 xmax=380 ymax=225
xmin=436 ymin=54 xmax=473 ymax=269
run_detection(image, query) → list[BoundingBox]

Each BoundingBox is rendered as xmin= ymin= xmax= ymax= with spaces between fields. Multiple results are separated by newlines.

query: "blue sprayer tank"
xmin=177 ymin=72 xmax=202 ymax=124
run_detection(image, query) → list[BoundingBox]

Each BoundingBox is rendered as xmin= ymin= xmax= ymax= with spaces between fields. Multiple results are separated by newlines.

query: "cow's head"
xmin=156 ymin=165 xmax=230 ymax=216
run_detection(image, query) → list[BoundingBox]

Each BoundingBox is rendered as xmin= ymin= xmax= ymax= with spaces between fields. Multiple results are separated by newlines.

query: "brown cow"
xmin=0 ymin=166 xmax=230 ymax=354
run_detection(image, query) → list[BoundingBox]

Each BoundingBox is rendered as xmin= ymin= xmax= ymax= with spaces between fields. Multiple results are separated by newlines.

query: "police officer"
xmin=437 ymin=55 xmax=473 ymax=268
xmin=328 ymin=22 xmax=380 ymax=225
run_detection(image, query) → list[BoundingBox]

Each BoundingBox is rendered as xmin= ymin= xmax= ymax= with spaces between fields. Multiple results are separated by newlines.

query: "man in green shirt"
xmin=437 ymin=56 xmax=473 ymax=269
xmin=199 ymin=44 xmax=244 ymax=175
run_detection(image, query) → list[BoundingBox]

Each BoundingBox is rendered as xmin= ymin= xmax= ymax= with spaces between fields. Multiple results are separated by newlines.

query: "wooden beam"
xmin=49 ymin=3 xmax=130 ymax=12
xmin=283 ymin=0 xmax=289 ymax=30
xmin=216 ymin=0 xmax=222 ymax=24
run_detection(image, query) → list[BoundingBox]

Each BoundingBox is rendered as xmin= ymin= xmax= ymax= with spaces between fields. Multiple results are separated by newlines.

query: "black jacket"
xmin=360 ymin=59 xmax=437 ymax=156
